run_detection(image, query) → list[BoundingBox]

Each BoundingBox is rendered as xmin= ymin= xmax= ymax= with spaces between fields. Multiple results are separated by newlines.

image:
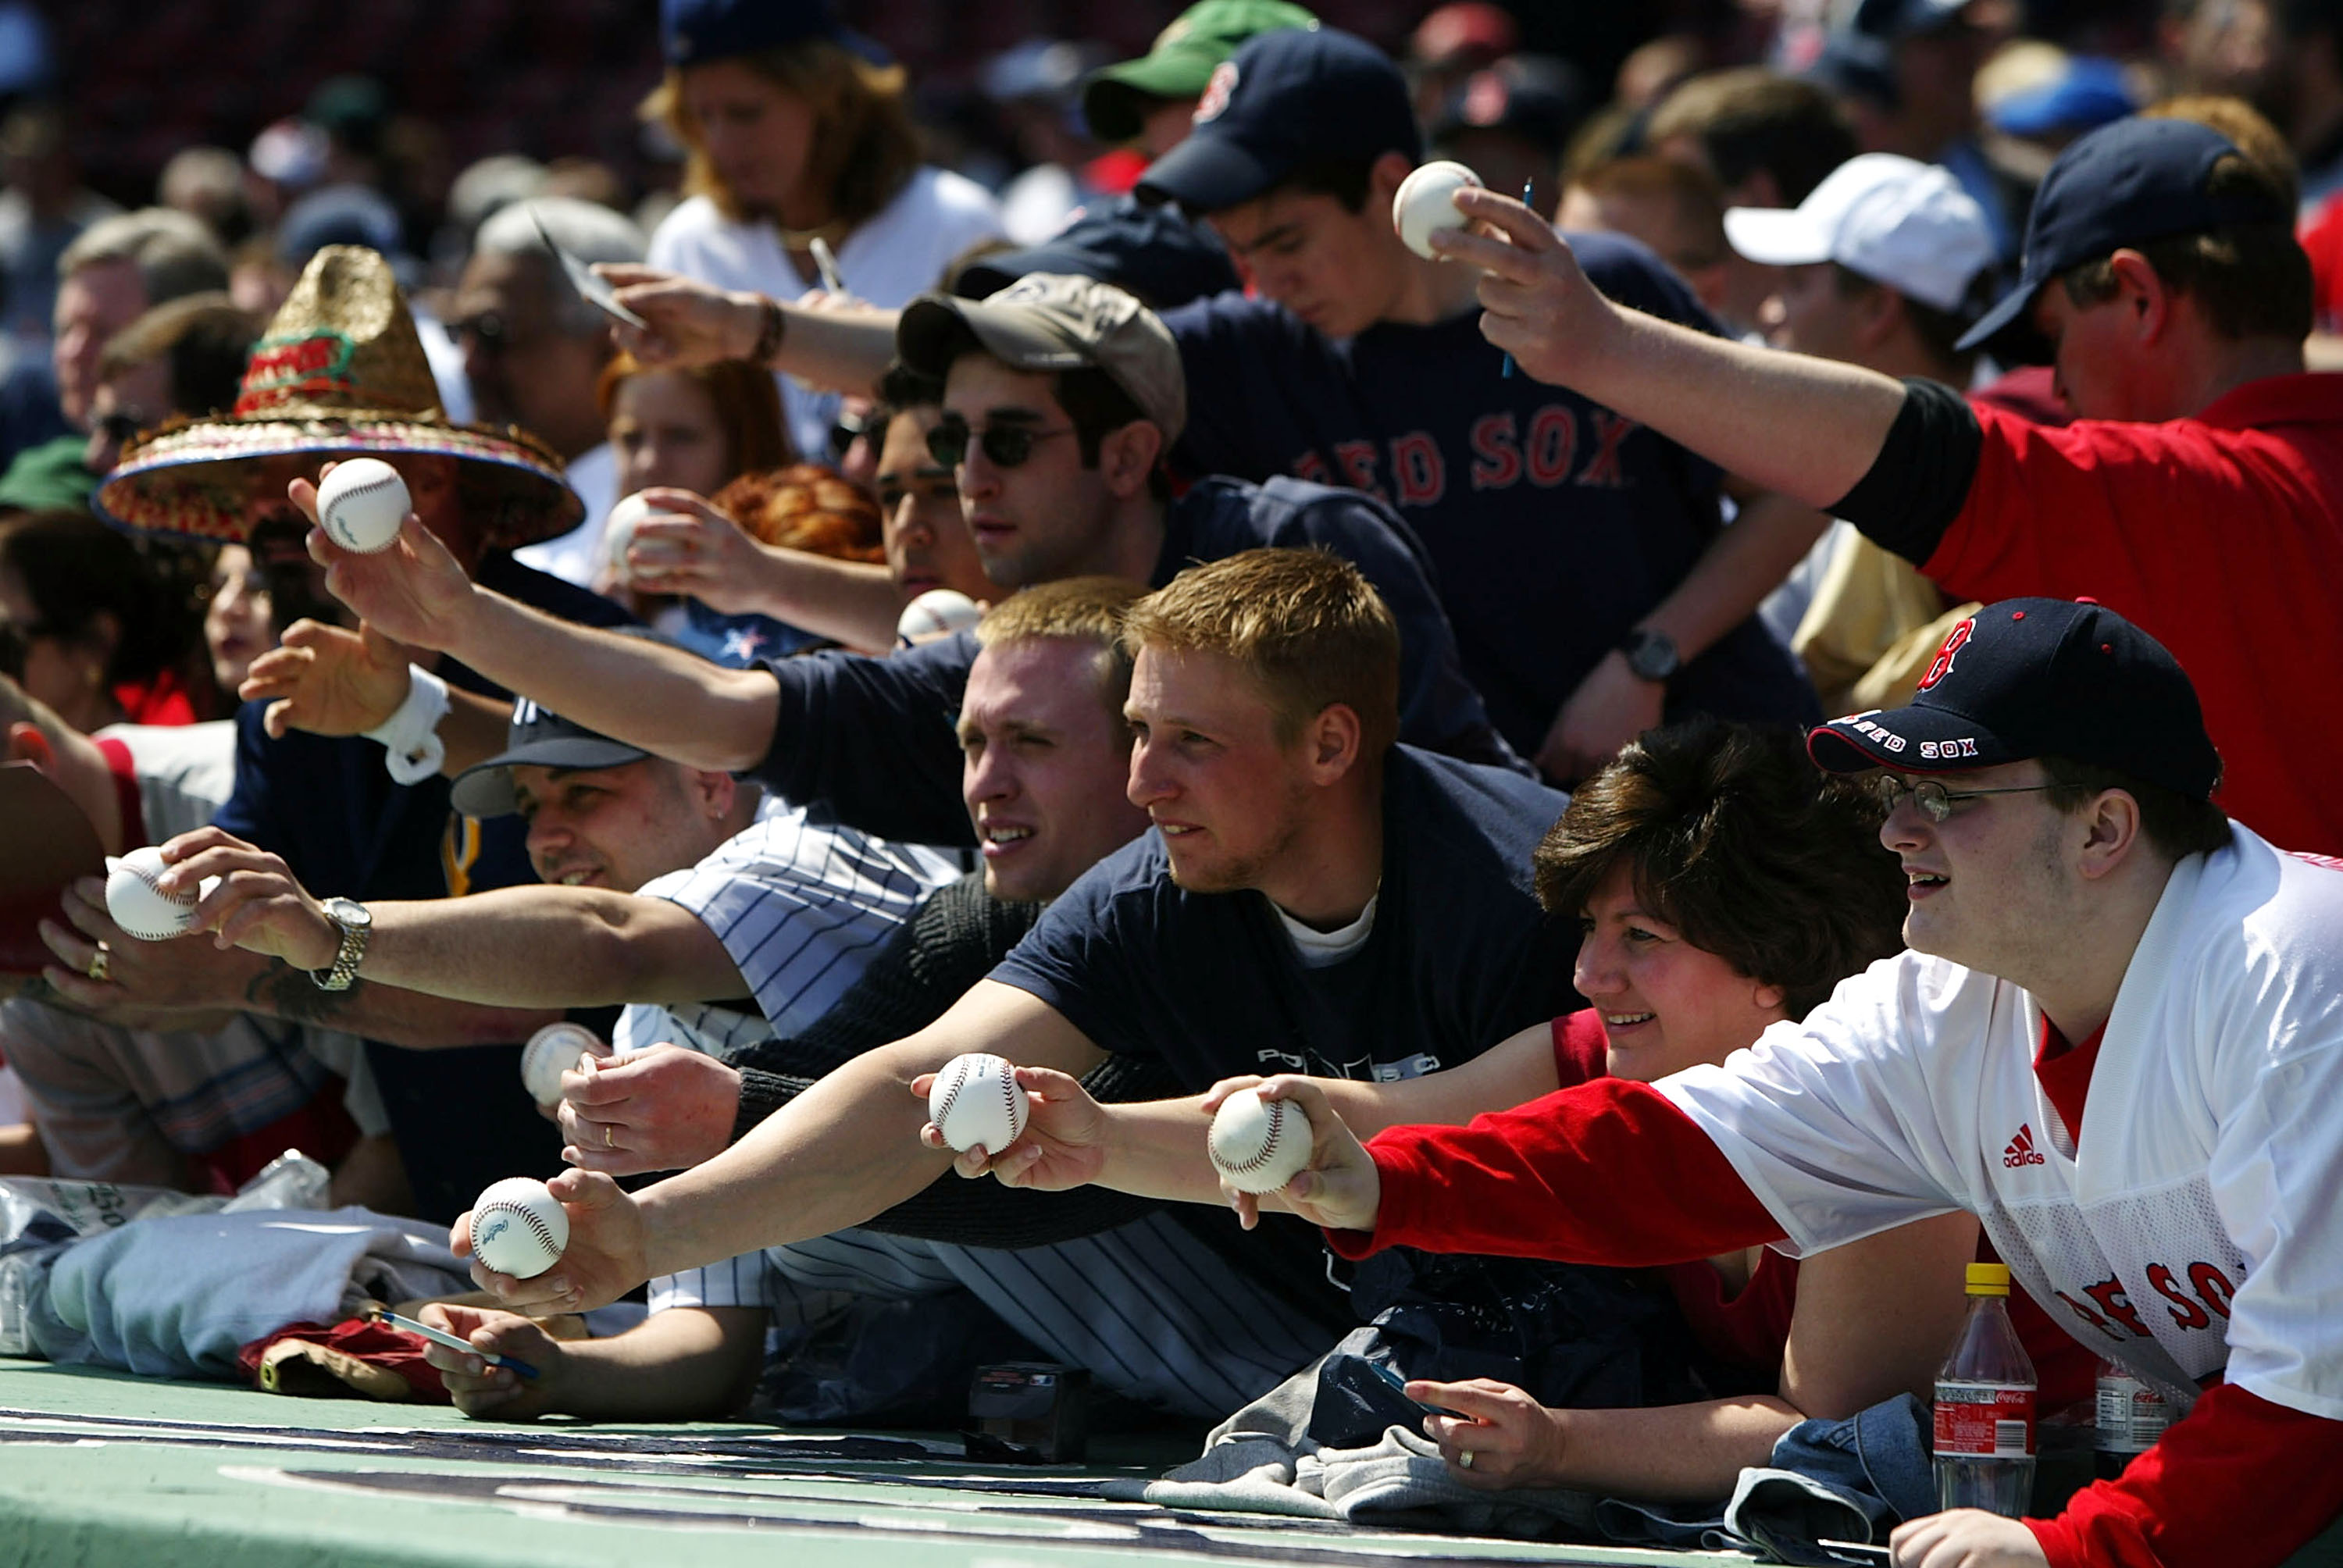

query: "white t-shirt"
xmin=1659 ymin=826 xmax=2343 ymax=1420
xmin=646 ymin=167 xmax=1004 ymax=459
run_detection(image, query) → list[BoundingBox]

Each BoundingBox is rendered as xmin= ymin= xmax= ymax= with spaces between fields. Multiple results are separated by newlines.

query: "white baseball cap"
xmin=1722 ymin=153 xmax=1995 ymax=315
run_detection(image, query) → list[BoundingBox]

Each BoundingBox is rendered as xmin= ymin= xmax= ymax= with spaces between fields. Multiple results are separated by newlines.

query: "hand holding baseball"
xmin=917 ymin=1064 xmax=1111 ymax=1190
xmin=144 ymin=826 xmax=341 ymax=970
xmin=557 ymin=1043 xmax=740 ymax=1176
xmin=287 ymin=464 xmax=476 ymax=654
xmin=1198 ymin=1075 xmax=1382 ymax=1233
xmin=35 ymin=874 xmax=255 ymax=1021
xmin=450 ymin=1167 xmax=645 ymax=1315
xmin=615 ymin=490 xmax=773 ymax=612
xmin=417 ymin=1302 xmax=568 ymax=1420
xmin=240 ymin=618 xmax=419 ymax=740
xmin=1409 ymin=1377 xmax=1566 ymax=1490
xmin=1431 ymin=187 xmax=1622 ymax=392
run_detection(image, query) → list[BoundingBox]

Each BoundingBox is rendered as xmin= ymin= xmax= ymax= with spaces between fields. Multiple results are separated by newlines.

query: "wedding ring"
xmin=87 ymin=943 xmax=111 ymax=983
xmin=604 ymin=1124 xmax=616 ymax=1149
xmin=1458 ymin=1449 xmax=1475 ymax=1470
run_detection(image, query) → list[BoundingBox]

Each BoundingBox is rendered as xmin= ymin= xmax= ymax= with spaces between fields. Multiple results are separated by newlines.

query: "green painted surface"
xmin=0 ymin=1359 xmax=1739 ymax=1568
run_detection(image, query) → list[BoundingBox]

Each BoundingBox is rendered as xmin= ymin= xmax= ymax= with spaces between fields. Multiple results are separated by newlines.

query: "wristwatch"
xmin=312 ymin=897 xmax=373 ymax=992
xmin=1617 ymin=628 xmax=1681 ymax=683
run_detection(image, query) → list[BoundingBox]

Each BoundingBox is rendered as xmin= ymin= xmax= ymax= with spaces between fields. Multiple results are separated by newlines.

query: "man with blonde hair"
xmin=437 ymin=551 xmax=1574 ymax=1420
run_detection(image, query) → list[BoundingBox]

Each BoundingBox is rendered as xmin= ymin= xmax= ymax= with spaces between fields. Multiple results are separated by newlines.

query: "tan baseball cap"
xmin=897 ymin=273 xmax=1187 ymax=447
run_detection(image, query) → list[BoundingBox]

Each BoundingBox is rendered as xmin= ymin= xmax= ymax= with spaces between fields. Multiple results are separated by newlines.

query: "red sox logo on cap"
xmin=1917 ymin=616 xmax=1976 ymax=692
xmin=1194 ymin=60 xmax=1240 ymax=123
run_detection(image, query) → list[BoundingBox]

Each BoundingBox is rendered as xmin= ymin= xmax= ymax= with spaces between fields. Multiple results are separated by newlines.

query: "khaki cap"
xmin=897 ymin=273 xmax=1186 ymax=447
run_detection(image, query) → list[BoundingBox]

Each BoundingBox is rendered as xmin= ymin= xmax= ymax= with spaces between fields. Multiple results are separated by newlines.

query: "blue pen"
xmin=1501 ymin=177 xmax=1533 ymax=377
xmin=367 ymin=1306 xmax=540 ymax=1380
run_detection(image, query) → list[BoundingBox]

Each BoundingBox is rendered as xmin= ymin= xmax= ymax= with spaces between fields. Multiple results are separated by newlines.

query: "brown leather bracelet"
xmin=749 ymin=297 xmax=785 ymax=365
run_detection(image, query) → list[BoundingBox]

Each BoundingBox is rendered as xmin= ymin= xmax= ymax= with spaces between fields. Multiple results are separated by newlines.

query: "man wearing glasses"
xmin=1270 ymin=599 xmax=2343 ymax=1568
xmin=297 ymin=271 xmax=1518 ymax=852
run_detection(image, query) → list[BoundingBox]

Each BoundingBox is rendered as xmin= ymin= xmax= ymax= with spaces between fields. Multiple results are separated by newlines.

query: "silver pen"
xmin=366 ymin=1305 xmax=539 ymax=1379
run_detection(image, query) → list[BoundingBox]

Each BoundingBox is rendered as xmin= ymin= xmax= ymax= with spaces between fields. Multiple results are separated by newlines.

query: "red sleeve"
xmin=2028 ymin=1382 xmax=2343 ymax=1568
xmin=1550 ymin=1009 xmax=1608 ymax=1086
xmin=1327 ymin=1076 xmax=1786 ymax=1263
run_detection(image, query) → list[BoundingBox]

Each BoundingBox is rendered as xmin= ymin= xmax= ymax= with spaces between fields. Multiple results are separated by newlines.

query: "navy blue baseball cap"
xmin=660 ymin=0 xmax=887 ymax=68
xmin=1135 ymin=27 xmax=1421 ymax=214
xmin=1956 ymin=117 xmax=2286 ymax=351
xmin=1807 ymin=598 xmax=2220 ymax=800
xmin=451 ymin=699 xmax=653 ymax=820
xmin=953 ymin=197 xmax=1239 ymax=309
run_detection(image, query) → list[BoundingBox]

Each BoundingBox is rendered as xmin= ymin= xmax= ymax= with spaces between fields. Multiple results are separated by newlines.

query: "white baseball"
xmin=928 ymin=1052 xmax=1029 ymax=1154
xmin=468 ymin=1176 xmax=570 ymax=1279
xmin=519 ymin=1021 xmax=612 ymax=1105
xmin=315 ymin=457 xmax=411 ymax=554
xmin=1209 ymin=1087 xmax=1313 ymax=1195
xmin=896 ymin=588 xmax=983 ymax=644
xmin=1393 ymin=160 xmax=1485 ymax=259
xmin=103 ymin=846 xmax=218 ymax=942
xmin=601 ymin=492 xmax=655 ymax=583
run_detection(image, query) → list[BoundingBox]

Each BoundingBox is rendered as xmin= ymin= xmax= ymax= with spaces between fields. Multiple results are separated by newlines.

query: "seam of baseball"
xmin=1219 ymin=1099 xmax=1283 ymax=1172
xmin=480 ymin=1203 xmax=561 ymax=1259
xmin=933 ymin=1060 xmax=969 ymax=1127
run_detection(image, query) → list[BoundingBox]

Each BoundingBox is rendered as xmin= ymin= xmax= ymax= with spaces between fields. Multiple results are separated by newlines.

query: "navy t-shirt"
xmin=212 ymin=551 xmax=635 ymax=1221
xmin=1163 ymin=231 xmax=1816 ymax=757
xmin=751 ymin=474 xmax=1518 ymax=849
xmin=987 ymin=747 xmax=1574 ymax=1089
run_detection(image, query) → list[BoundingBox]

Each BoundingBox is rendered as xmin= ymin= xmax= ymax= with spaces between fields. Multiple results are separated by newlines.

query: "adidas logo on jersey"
xmin=2003 ymin=1124 xmax=2047 ymax=1167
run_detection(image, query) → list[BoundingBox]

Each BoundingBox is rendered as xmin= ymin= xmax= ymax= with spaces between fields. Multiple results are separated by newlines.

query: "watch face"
xmin=328 ymin=897 xmax=372 ymax=929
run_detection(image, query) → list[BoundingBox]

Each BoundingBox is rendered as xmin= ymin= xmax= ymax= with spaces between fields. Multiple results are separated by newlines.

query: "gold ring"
xmin=1458 ymin=1449 xmax=1475 ymax=1470
xmin=604 ymin=1124 xmax=615 ymax=1149
xmin=87 ymin=943 xmax=111 ymax=984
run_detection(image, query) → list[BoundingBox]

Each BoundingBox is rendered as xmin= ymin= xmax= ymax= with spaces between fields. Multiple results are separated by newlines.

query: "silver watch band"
xmin=314 ymin=906 xmax=369 ymax=992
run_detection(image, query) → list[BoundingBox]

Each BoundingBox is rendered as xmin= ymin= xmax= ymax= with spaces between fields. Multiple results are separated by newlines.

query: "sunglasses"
xmin=1868 ymin=775 xmax=2058 ymax=822
xmin=446 ymin=312 xmax=537 ymax=354
xmin=926 ymin=417 xmax=1077 ymax=469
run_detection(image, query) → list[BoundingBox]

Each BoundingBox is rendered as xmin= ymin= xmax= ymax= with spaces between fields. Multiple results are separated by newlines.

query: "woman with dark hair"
xmin=961 ymin=717 xmax=2094 ymax=1501
xmin=0 ymin=511 xmax=205 ymax=730
xmin=637 ymin=2 xmax=1002 ymax=459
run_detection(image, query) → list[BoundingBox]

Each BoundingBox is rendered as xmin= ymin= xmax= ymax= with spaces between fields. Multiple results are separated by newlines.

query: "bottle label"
xmin=2095 ymin=1377 xmax=2173 ymax=1454
xmin=1935 ymin=1381 xmax=2037 ymax=1456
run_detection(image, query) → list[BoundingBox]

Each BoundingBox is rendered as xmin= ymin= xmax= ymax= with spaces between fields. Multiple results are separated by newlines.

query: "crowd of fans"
xmin=2 ymin=0 xmax=2341 ymax=1565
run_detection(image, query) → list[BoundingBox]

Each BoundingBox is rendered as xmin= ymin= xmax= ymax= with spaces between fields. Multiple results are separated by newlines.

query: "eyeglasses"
xmin=1868 ymin=775 xmax=2059 ymax=822
xmin=926 ymin=416 xmax=1077 ymax=469
xmin=446 ymin=312 xmax=536 ymax=354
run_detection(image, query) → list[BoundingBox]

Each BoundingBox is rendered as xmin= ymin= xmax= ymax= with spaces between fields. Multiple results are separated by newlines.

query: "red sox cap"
xmin=1807 ymin=598 xmax=2222 ymax=800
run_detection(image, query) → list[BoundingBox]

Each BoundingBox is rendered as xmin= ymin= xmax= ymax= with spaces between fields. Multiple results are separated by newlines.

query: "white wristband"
xmin=362 ymin=665 xmax=451 ymax=785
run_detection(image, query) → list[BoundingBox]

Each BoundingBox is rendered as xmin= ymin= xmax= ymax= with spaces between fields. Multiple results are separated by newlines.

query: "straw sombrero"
xmin=98 ymin=245 xmax=583 ymax=549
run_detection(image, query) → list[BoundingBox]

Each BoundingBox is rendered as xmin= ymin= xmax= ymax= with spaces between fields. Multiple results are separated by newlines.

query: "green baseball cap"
xmin=1081 ymin=0 xmax=1319 ymax=144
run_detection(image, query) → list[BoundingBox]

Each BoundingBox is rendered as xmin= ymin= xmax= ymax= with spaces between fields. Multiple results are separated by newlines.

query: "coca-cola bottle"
xmin=2094 ymin=1358 xmax=2172 ymax=1481
xmin=1934 ymin=1262 xmax=2038 ymax=1516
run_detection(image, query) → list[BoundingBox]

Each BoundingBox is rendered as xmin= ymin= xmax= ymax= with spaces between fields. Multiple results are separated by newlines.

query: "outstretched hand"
xmin=287 ymin=466 xmax=476 ymax=653
xmin=415 ymin=1302 xmax=568 ymax=1421
xmin=153 ymin=825 xmax=341 ymax=970
xmin=448 ymin=1167 xmax=647 ymax=1315
xmin=916 ymin=1064 xmax=1113 ymax=1191
xmin=1431 ymin=187 xmax=1621 ymax=391
xmin=1408 ymin=1377 xmax=1564 ymax=1490
xmin=597 ymin=265 xmax=764 ymax=369
xmin=617 ymin=490 xmax=774 ymax=613
xmin=558 ymin=1045 xmax=740 ymax=1177
xmin=240 ymin=618 xmax=419 ymax=739
xmin=1200 ymin=1074 xmax=1384 ymax=1234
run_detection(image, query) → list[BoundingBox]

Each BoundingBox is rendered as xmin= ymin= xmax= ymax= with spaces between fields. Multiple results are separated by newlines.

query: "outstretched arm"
xmin=1440 ymin=186 xmax=1908 ymax=510
xmin=599 ymin=266 xmax=900 ymax=394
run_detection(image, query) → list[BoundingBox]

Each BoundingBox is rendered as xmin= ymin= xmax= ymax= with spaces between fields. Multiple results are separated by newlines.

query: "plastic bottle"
xmin=2094 ymin=1358 xmax=2172 ymax=1481
xmin=1935 ymin=1261 xmax=2038 ymax=1516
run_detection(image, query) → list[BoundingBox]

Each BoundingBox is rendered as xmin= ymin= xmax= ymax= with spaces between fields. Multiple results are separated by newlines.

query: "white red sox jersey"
xmin=1659 ymin=826 xmax=2343 ymax=1420
xmin=615 ymin=797 xmax=962 ymax=1060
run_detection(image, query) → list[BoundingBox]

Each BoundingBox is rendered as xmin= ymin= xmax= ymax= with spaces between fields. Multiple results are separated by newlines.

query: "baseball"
xmin=315 ymin=458 xmax=411 ymax=554
xmin=1393 ymin=160 xmax=1485 ymax=259
xmin=519 ymin=1021 xmax=612 ymax=1106
xmin=601 ymin=492 xmax=655 ymax=583
xmin=897 ymin=588 xmax=983 ymax=645
xmin=468 ymin=1176 xmax=570 ymax=1279
xmin=103 ymin=846 xmax=216 ymax=942
xmin=928 ymin=1052 xmax=1029 ymax=1154
xmin=1208 ymin=1087 xmax=1314 ymax=1195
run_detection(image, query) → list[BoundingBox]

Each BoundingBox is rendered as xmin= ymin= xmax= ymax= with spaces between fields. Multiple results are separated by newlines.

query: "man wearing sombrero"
xmin=84 ymin=245 xmax=636 ymax=1221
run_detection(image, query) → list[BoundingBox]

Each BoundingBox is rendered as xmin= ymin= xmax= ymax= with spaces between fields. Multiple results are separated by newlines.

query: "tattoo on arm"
xmin=245 ymin=959 xmax=363 ymax=1024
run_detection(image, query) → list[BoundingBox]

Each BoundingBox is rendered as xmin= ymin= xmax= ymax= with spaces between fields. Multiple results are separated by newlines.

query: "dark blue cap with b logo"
xmin=1807 ymin=597 xmax=2221 ymax=800
xmin=450 ymin=699 xmax=653 ymax=820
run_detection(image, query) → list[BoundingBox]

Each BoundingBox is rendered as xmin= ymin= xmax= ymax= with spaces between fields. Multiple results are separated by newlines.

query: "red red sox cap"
xmin=1806 ymin=597 xmax=2222 ymax=800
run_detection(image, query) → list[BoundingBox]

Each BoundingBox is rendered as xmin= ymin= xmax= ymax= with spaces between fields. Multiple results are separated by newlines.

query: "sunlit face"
xmin=2032 ymin=282 xmax=2149 ymax=422
xmin=680 ymin=59 xmax=818 ymax=216
xmin=940 ymin=355 xmax=1116 ymax=590
xmin=1879 ymin=761 xmax=2077 ymax=978
xmin=52 ymin=259 xmax=147 ymax=430
xmin=511 ymin=759 xmax=725 ymax=895
xmin=1571 ymin=862 xmax=1788 ymax=1082
xmin=451 ymin=251 xmax=609 ymax=458
xmin=203 ymin=543 xmax=274 ymax=694
xmin=1207 ymin=186 xmax=1409 ymax=340
xmin=876 ymin=405 xmax=993 ymax=604
xmin=608 ymin=370 xmax=733 ymax=499
xmin=1763 ymin=262 xmax=1870 ymax=365
xmin=959 ymin=638 xmax=1148 ymax=902
xmin=1124 ymin=646 xmax=1316 ymax=894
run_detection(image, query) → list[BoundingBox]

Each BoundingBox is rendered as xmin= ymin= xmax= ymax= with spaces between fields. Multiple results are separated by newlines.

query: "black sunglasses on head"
xmin=926 ymin=416 xmax=1077 ymax=470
